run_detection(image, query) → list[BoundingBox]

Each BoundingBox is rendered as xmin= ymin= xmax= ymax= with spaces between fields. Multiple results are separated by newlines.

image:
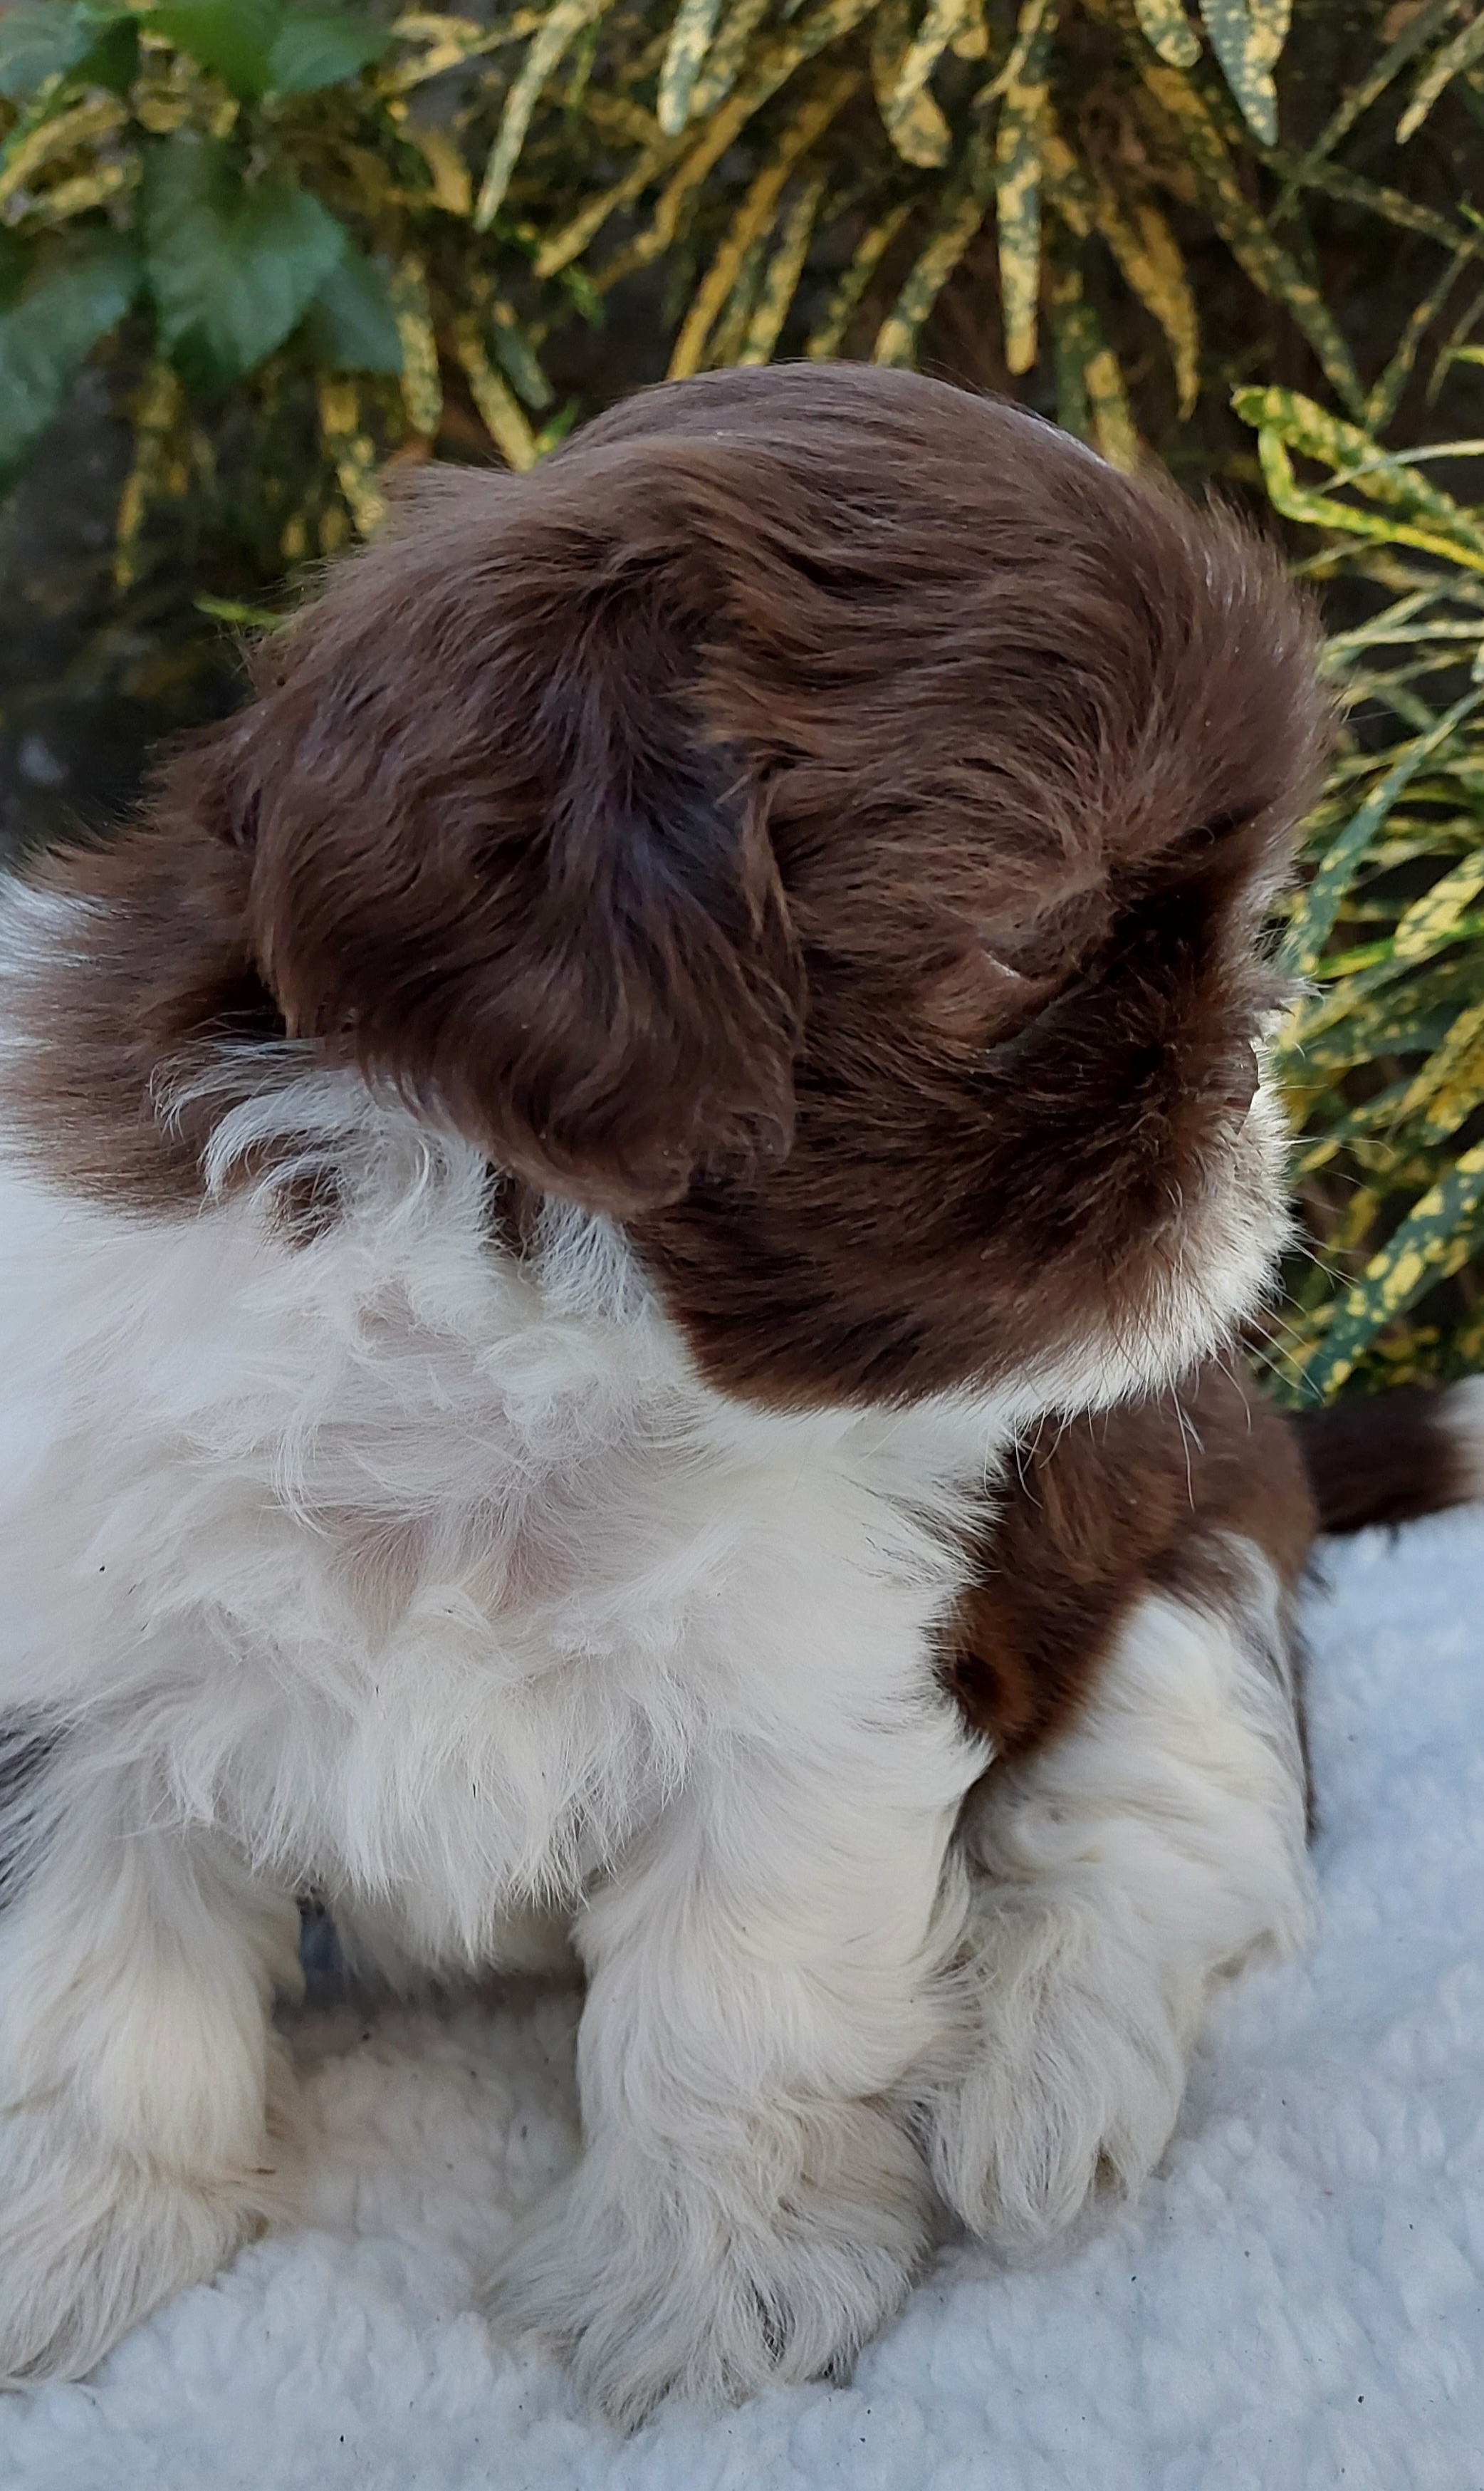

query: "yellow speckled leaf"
xmin=688 ymin=0 xmax=773 ymax=117
xmin=1275 ymin=0 xmax=1456 ymax=213
xmin=1086 ymin=345 xmax=1139 ymax=468
xmin=669 ymin=67 xmax=859 ymax=377
xmin=485 ymin=294 xmax=555 ymax=409
xmin=1198 ymin=0 xmax=1282 ymax=142
xmin=532 ymin=131 xmax=689 ymax=279
xmin=982 ymin=0 xmax=1057 ymax=100
xmin=1132 ymin=0 xmax=1201 ymax=70
xmin=1297 ymin=1138 xmax=1484 ymax=1401
xmin=951 ymin=0 xmax=988 ymax=60
xmin=1233 ymin=390 xmax=1484 ymax=576
xmin=1039 ymin=120 xmax=1093 ymax=236
xmin=869 ymin=0 xmax=912 ymax=115
xmin=1393 ymin=1001 xmax=1484 ymax=1125
xmin=1232 ymin=391 xmax=1484 ymax=552
xmin=1140 ymin=64 xmax=1364 ymax=415
xmin=407 ymin=125 xmax=472 ymax=217
xmin=740 ymin=172 xmax=827 ymax=361
xmin=1283 ymin=972 xmax=1469 ymax=1078
xmin=1418 ymin=1040 xmax=1484 ymax=1147
xmin=1091 ymin=178 xmax=1200 ymax=416
xmin=474 ymin=0 xmax=620 ymax=229
xmin=1047 ymin=247 xmax=1094 ymax=437
xmin=1366 ymin=245 xmax=1472 ymax=436
xmin=1245 ymin=0 xmax=1289 ymax=63
xmin=1262 ymin=442 xmax=1484 ymax=576
xmin=28 ymin=159 xmax=137 ymax=227
xmin=635 ymin=0 xmax=877 ymax=279
xmin=1046 ymin=246 xmax=1139 ymax=467
xmin=879 ymin=81 xmax=951 ymax=172
xmin=1278 ymin=688 xmax=1483 ymax=977
xmin=995 ymin=0 xmax=1060 ymax=374
xmin=874 ymin=128 xmax=995 ymax=366
xmin=391 ymin=258 xmax=441 ymax=437
xmin=1394 ymin=849 xmax=1484 ymax=964
xmin=806 ymin=199 xmax=914 ymax=357
xmin=451 ymin=316 xmax=538 ymax=467
xmin=384 ymin=14 xmax=503 ymax=92
xmin=1397 ymin=10 xmax=1484 ymax=145
xmin=114 ymin=363 xmax=183 ymax=595
xmin=706 ymin=234 xmax=768 ymax=366
xmin=658 ymin=0 xmax=728 ymax=135
xmin=0 ymin=95 xmax=127 ymax=212
xmin=317 ymin=376 xmax=386 ymax=539
xmin=882 ymin=0 xmax=981 ymax=170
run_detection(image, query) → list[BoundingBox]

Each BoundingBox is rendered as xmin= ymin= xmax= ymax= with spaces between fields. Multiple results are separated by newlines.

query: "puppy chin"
xmin=1179 ymin=1073 xmax=1294 ymax=1361
xmin=1034 ymin=1077 xmax=1292 ymax=1421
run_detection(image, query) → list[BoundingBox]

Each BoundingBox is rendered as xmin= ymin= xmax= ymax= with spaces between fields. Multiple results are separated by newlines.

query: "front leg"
xmin=924 ymin=1539 xmax=1314 ymax=2246
xmin=0 ymin=1735 xmax=303 ymax=2381
xmin=490 ymin=1576 xmax=982 ymax=2424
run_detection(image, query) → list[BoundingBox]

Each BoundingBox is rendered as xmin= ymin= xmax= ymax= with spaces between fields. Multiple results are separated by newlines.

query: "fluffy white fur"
xmin=923 ymin=1544 xmax=1314 ymax=2246
xmin=0 ymin=884 xmax=1306 ymax=2414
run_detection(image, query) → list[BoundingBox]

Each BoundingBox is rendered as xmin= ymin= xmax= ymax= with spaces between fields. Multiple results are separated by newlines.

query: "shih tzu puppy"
xmin=0 ymin=362 xmax=1472 ymax=2422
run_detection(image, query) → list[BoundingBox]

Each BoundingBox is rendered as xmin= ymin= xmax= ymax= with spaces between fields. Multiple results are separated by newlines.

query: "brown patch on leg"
xmin=944 ymin=1363 xmax=1318 ymax=1768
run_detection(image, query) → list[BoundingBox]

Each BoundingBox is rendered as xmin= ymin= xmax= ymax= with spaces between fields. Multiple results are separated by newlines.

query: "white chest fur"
xmin=0 ymin=1072 xmax=1000 ymax=1969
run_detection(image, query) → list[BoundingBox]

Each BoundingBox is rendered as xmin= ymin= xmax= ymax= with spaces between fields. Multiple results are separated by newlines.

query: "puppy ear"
xmin=199 ymin=459 xmax=804 ymax=1215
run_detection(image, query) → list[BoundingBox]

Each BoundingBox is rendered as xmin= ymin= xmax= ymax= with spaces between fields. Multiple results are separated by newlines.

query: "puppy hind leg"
xmin=923 ymin=1543 xmax=1313 ymax=2246
xmin=0 ymin=1738 xmax=303 ymax=2383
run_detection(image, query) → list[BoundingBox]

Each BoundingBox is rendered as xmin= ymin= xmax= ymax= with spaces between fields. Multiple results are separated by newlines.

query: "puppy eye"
xmin=1181 ymin=808 xmax=1257 ymax=860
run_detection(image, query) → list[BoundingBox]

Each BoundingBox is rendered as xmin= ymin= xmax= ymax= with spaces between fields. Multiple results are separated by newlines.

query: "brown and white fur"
xmin=0 ymin=363 xmax=1465 ymax=2422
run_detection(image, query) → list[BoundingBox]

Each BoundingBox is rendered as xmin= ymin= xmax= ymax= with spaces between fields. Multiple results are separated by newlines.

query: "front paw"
xmin=488 ymin=2104 xmax=931 ymax=2426
xmin=923 ymin=1895 xmax=1188 ymax=2247
xmin=0 ymin=2143 xmax=280 ymax=2383
xmin=0 ymin=2067 xmax=301 ymax=2384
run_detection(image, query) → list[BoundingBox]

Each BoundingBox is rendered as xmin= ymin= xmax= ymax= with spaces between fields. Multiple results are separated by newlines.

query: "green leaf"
xmin=0 ymin=0 xmax=135 ymax=101
xmin=1397 ymin=9 xmax=1484 ymax=145
xmin=995 ymin=0 xmax=1060 ymax=375
xmin=1198 ymin=0 xmax=1282 ymax=145
xmin=0 ymin=231 xmax=139 ymax=490
xmin=1277 ymin=689 xmax=1483 ymax=977
xmin=197 ymin=593 xmax=288 ymax=630
xmin=474 ymin=0 xmax=619 ymax=230
xmin=0 ymin=3 xmax=92 ymax=103
xmin=266 ymin=9 xmax=391 ymax=96
xmin=1297 ymin=1136 xmax=1484 ymax=1401
xmin=143 ymin=135 xmax=348 ymax=391
xmin=77 ymin=14 xmax=140 ymax=93
xmin=1140 ymin=66 xmax=1366 ymax=417
xmin=1132 ymin=0 xmax=1201 ymax=71
xmin=301 ymin=241 xmax=402 ymax=370
xmin=658 ymin=0 xmax=728 ymax=134
xmin=1273 ymin=0 xmax=1457 ymax=215
xmin=488 ymin=298 xmax=555 ymax=410
xmin=874 ymin=125 xmax=995 ymax=366
xmin=1393 ymin=847 xmax=1484 ymax=964
xmin=142 ymin=1 xmax=283 ymax=102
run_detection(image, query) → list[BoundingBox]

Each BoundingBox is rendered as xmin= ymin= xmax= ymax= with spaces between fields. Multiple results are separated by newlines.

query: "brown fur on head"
xmin=19 ymin=363 xmax=1332 ymax=1410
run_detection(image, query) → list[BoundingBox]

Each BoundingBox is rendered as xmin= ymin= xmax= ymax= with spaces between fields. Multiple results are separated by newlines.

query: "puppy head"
xmin=199 ymin=363 xmax=1330 ymax=1413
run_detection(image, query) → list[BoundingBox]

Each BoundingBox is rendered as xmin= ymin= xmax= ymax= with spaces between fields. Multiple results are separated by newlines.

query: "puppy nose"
xmin=1223 ymin=1044 xmax=1260 ymax=1116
